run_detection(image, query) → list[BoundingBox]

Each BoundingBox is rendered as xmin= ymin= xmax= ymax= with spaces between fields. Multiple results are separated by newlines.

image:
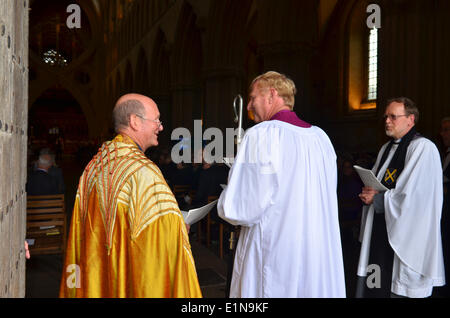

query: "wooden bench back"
xmin=26 ymin=194 xmax=66 ymax=255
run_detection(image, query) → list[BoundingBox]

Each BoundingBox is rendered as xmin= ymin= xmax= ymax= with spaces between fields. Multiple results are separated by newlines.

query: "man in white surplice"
xmin=217 ymin=71 xmax=346 ymax=298
xmin=357 ymin=97 xmax=445 ymax=298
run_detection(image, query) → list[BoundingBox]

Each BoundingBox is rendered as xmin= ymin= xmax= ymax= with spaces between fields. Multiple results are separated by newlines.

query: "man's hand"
xmin=186 ymin=224 xmax=190 ymax=233
xmin=359 ymin=186 xmax=379 ymax=205
xmin=24 ymin=241 xmax=30 ymax=259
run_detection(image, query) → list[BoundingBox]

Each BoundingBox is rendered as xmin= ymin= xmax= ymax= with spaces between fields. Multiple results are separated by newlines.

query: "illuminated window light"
xmin=368 ymin=28 xmax=378 ymax=101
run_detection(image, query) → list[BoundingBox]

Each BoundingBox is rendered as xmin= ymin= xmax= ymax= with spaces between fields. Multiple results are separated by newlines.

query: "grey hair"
xmin=39 ymin=148 xmax=55 ymax=161
xmin=38 ymin=154 xmax=53 ymax=167
xmin=113 ymin=99 xmax=146 ymax=133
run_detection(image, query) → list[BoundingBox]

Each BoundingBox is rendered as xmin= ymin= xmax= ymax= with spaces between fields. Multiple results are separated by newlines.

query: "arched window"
xmin=347 ymin=1 xmax=378 ymax=111
xmin=367 ymin=27 xmax=378 ymax=101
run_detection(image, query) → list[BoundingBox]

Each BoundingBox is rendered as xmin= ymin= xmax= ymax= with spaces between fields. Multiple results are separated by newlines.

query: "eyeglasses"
xmin=135 ymin=114 xmax=163 ymax=127
xmin=383 ymin=114 xmax=409 ymax=121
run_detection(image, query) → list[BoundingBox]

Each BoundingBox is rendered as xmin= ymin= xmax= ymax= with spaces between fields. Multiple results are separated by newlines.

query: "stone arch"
xmin=29 ymin=88 xmax=90 ymax=154
xmin=29 ymin=83 xmax=95 ymax=137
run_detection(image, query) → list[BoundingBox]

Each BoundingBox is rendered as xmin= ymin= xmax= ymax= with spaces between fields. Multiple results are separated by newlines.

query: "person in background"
xmin=26 ymin=153 xmax=61 ymax=195
xmin=357 ymin=97 xmax=445 ymax=298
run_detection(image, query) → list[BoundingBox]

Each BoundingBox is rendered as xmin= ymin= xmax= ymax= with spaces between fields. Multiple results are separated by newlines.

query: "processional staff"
xmin=233 ymin=94 xmax=244 ymax=152
xmin=229 ymin=94 xmax=244 ymax=250
xmin=225 ymin=94 xmax=244 ymax=296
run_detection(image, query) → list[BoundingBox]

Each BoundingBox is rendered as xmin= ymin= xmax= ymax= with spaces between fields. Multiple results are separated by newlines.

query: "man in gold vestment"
xmin=60 ymin=94 xmax=202 ymax=298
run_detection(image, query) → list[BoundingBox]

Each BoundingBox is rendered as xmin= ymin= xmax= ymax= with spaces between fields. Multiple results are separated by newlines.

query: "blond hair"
xmin=251 ymin=71 xmax=297 ymax=109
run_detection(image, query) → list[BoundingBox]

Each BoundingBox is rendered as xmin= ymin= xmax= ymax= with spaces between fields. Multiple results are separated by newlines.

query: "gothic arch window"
xmin=346 ymin=1 xmax=378 ymax=111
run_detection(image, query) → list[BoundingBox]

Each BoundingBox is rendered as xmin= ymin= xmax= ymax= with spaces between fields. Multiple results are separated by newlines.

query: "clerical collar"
xmin=393 ymin=138 xmax=402 ymax=145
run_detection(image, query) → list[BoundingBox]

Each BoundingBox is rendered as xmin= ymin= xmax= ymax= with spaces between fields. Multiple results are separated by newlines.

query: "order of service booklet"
xmin=181 ymin=199 xmax=218 ymax=225
xmin=353 ymin=165 xmax=389 ymax=192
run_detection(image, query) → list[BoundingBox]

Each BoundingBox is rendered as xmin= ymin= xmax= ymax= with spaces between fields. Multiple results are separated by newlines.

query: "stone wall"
xmin=0 ymin=0 xmax=29 ymax=298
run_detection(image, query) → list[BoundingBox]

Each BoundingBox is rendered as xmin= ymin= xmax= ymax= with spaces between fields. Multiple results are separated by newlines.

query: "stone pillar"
xmin=259 ymin=43 xmax=316 ymax=122
xmin=0 ymin=0 xmax=29 ymax=298
xmin=256 ymin=0 xmax=319 ymax=122
xmin=202 ymin=68 xmax=244 ymax=132
xmin=171 ymin=83 xmax=202 ymax=134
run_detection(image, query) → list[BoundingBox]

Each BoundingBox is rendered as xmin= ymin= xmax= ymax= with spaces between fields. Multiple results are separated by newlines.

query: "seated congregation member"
xmin=26 ymin=153 xmax=61 ymax=195
xmin=39 ymin=148 xmax=65 ymax=194
xmin=191 ymin=153 xmax=228 ymax=209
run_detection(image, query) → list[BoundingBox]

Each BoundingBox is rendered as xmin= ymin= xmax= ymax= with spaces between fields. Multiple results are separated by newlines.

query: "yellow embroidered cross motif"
xmin=384 ymin=168 xmax=397 ymax=184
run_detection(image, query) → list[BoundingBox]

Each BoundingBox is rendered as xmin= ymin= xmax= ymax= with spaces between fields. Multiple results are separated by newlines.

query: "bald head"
xmin=112 ymin=93 xmax=162 ymax=151
xmin=113 ymin=94 xmax=157 ymax=133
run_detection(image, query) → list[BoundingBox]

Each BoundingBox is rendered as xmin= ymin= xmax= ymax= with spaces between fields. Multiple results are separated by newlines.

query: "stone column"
xmin=171 ymin=83 xmax=202 ymax=134
xmin=202 ymin=68 xmax=245 ymax=132
xmin=259 ymin=43 xmax=316 ymax=122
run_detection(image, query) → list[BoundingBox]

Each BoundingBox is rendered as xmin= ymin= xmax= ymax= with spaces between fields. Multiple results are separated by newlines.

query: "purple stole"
xmin=269 ymin=110 xmax=311 ymax=128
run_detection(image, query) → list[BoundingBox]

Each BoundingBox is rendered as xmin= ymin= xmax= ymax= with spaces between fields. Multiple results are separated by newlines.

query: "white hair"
xmin=38 ymin=154 xmax=53 ymax=167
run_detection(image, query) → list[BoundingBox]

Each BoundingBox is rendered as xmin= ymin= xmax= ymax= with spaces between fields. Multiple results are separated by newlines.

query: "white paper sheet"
xmin=181 ymin=199 xmax=218 ymax=225
xmin=223 ymin=157 xmax=233 ymax=169
xmin=353 ymin=165 xmax=388 ymax=191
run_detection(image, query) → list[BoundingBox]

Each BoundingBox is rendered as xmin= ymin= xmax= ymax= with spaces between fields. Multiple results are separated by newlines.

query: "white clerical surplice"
xmin=218 ymin=120 xmax=346 ymax=298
